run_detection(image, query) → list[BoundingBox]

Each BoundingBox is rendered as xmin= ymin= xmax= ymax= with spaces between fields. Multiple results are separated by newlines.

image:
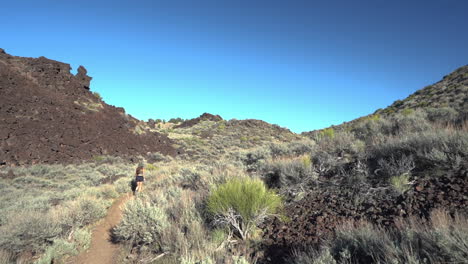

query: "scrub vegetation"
xmin=0 ymin=66 xmax=467 ymax=263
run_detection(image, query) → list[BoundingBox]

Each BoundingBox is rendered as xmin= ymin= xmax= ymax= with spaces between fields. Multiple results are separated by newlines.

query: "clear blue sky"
xmin=2 ymin=0 xmax=467 ymax=133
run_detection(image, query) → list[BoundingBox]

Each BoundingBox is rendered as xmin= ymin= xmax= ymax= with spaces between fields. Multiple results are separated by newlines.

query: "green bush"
xmin=291 ymin=211 xmax=468 ymax=264
xmin=261 ymin=156 xmax=316 ymax=189
xmin=112 ymin=197 xmax=168 ymax=249
xmin=319 ymin=128 xmax=335 ymax=139
xmin=62 ymin=197 xmax=107 ymax=229
xmin=426 ymin=107 xmax=458 ymax=123
xmin=376 ymin=154 xmax=415 ymax=181
xmin=389 ymin=173 xmax=411 ymax=193
xmin=369 ymin=129 xmax=468 ymax=173
xmin=73 ymin=228 xmax=92 ymax=251
xmin=0 ymin=211 xmax=62 ymax=254
xmin=206 ymin=177 xmax=282 ymax=240
xmin=92 ymin=92 xmax=102 ymax=100
xmin=329 ymin=223 xmax=398 ymax=263
xmin=290 ymin=247 xmax=336 ymax=264
xmin=35 ymin=238 xmax=77 ymax=264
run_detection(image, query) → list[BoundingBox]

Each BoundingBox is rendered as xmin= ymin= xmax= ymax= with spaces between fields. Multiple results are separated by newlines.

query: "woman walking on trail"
xmin=135 ymin=165 xmax=145 ymax=195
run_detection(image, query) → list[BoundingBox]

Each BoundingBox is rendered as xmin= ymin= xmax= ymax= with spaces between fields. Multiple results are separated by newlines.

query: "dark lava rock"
xmin=261 ymin=166 xmax=468 ymax=263
xmin=0 ymin=50 xmax=180 ymax=165
xmin=175 ymin=112 xmax=223 ymax=128
xmin=76 ymin=65 xmax=92 ymax=90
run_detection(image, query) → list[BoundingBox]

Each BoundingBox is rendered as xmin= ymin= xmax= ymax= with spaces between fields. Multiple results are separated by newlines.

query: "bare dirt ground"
xmin=67 ymin=194 xmax=131 ymax=264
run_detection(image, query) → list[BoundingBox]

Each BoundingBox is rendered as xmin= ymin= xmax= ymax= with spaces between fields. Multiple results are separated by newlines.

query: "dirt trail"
xmin=67 ymin=194 xmax=131 ymax=264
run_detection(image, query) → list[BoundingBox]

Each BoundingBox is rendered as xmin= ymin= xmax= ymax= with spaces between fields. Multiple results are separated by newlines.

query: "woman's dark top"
xmin=136 ymin=175 xmax=144 ymax=182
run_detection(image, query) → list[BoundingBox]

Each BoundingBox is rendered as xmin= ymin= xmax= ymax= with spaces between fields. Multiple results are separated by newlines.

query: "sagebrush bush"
xmin=261 ymin=156 xmax=316 ymax=188
xmin=290 ymin=211 xmax=468 ymax=264
xmin=317 ymin=131 xmax=364 ymax=156
xmin=329 ymin=222 xmax=398 ymax=264
xmin=0 ymin=210 xmax=62 ymax=254
xmin=268 ymin=140 xmax=316 ymax=158
xmin=112 ymin=197 xmax=168 ymax=249
xmin=98 ymin=185 xmax=119 ymax=199
xmin=72 ymin=228 xmax=92 ymax=251
xmin=62 ymin=197 xmax=108 ymax=229
xmin=290 ymin=247 xmax=336 ymax=264
xmin=426 ymin=107 xmax=458 ymax=123
xmin=238 ymin=147 xmax=271 ymax=172
xmin=369 ymin=129 xmax=468 ymax=173
xmin=376 ymin=154 xmax=415 ymax=180
xmin=35 ymin=238 xmax=77 ymax=264
xmin=207 ymin=177 xmax=282 ymax=240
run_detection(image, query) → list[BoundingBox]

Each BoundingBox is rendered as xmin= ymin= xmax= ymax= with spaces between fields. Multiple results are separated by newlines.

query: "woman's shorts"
xmin=136 ymin=176 xmax=145 ymax=182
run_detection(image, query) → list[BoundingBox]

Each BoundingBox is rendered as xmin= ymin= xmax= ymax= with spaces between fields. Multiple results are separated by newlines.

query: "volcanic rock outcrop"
xmin=175 ymin=113 xmax=224 ymax=128
xmin=0 ymin=49 xmax=179 ymax=165
xmin=261 ymin=164 xmax=468 ymax=262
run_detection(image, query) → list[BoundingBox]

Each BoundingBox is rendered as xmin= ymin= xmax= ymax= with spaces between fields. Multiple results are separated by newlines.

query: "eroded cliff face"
xmin=0 ymin=49 xmax=179 ymax=165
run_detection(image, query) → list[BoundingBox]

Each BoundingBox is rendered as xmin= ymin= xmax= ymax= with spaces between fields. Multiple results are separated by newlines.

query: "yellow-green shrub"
xmin=207 ymin=177 xmax=282 ymax=240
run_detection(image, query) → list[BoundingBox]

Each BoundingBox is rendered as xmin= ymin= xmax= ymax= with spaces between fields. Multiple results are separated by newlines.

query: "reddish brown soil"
xmin=67 ymin=194 xmax=130 ymax=264
xmin=261 ymin=166 xmax=468 ymax=263
xmin=0 ymin=49 xmax=180 ymax=166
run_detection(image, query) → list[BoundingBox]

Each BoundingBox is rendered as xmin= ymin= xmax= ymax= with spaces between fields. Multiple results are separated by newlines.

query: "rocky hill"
xmin=0 ymin=49 xmax=179 ymax=165
xmin=302 ymin=65 xmax=468 ymax=138
xmin=376 ymin=65 xmax=468 ymax=117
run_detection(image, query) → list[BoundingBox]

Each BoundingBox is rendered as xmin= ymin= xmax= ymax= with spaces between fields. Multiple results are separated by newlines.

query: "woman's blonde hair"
xmin=136 ymin=165 xmax=144 ymax=175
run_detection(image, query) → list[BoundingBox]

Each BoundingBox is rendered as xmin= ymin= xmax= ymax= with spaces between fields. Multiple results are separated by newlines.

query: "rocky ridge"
xmin=0 ymin=49 xmax=179 ymax=165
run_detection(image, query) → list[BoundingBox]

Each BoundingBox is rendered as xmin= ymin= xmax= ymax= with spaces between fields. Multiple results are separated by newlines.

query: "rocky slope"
xmin=376 ymin=65 xmax=468 ymax=117
xmin=0 ymin=49 xmax=179 ymax=165
xmin=302 ymin=65 xmax=468 ymax=138
xmin=262 ymin=164 xmax=468 ymax=262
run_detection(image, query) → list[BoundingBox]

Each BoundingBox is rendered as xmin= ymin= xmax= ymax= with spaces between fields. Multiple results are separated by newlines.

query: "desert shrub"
xmin=290 ymin=247 xmax=336 ymax=264
xmin=311 ymin=152 xmax=342 ymax=177
xmin=328 ymin=222 xmax=398 ymax=264
xmin=92 ymin=91 xmax=102 ymax=100
xmin=0 ymin=211 xmax=62 ymax=254
xmin=35 ymin=238 xmax=77 ymax=264
xmin=390 ymin=110 xmax=431 ymax=135
xmin=426 ymin=107 xmax=458 ymax=123
xmin=317 ymin=131 xmax=365 ymax=156
xmin=178 ymin=168 xmax=203 ymax=190
xmin=168 ymin=117 xmax=184 ymax=123
xmin=424 ymin=149 xmax=463 ymax=168
xmin=261 ymin=156 xmax=316 ymax=189
xmin=62 ymin=197 xmax=107 ymax=229
xmin=112 ymin=197 xmax=168 ymax=249
xmin=146 ymin=163 xmax=158 ymax=171
xmin=401 ymin=108 xmax=414 ymax=116
xmin=72 ymin=228 xmax=92 ymax=251
xmin=0 ymin=250 xmax=13 ymax=264
xmin=290 ymin=211 xmax=468 ymax=264
xmin=351 ymin=117 xmax=393 ymax=141
xmin=376 ymin=154 xmax=415 ymax=181
xmin=206 ymin=177 xmax=282 ymax=240
xmin=98 ymin=185 xmax=119 ymax=199
xmin=210 ymin=228 xmax=228 ymax=246
xmin=148 ymin=152 xmax=170 ymax=163
xmin=320 ymin=128 xmax=335 ymax=139
xmin=268 ymin=140 xmax=316 ymax=158
xmin=161 ymin=191 xmax=210 ymax=258
xmin=114 ymin=177 xmax=132 ymax=194
xmin=395 ymin=211 xmax=468 ymax=263
xmin=238 ymin=147 xmax=271 ymax=172
xmin=369 ymin=130 xmax=468 ymax=172
xmin=389 ymin=173 xmax=411 ymax=193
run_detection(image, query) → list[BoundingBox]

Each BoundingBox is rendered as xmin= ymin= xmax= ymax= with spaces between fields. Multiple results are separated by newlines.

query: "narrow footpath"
xmin=67 ymin=194 xmax=130 ymax=264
